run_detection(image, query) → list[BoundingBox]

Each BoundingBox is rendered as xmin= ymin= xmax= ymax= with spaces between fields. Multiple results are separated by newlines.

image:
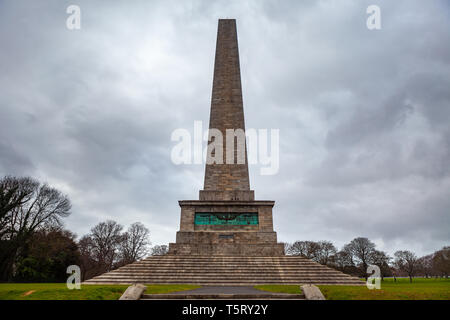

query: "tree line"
xmin=1 ymin=175 xmax=448 ymax=283
xmin=0 ymin=176 xmax=166 ymax=282
xmin=285 ymin=238 xmax=449 ymax=282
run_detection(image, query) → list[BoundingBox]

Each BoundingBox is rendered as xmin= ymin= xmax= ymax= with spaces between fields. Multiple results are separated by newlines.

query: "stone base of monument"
xmin=168 ymin=243 xmax=285 ymax=256
xmin=83 ymin=255 xmax=364 ymax=286
xmin=169 ymin=200 xmax=286 ymax=256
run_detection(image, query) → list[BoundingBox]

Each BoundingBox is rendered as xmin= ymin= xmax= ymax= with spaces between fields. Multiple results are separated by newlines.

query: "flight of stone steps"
xmin=83 ymin=255 xmax=364 ymax=286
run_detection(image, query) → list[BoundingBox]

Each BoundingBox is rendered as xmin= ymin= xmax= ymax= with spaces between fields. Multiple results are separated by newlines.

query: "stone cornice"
xmin=178 ymin=200 xmax=275 ymax=207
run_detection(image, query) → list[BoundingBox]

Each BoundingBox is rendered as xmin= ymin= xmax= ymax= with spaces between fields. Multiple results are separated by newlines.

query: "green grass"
xmin=256 ymin=278 xmax=450 ymax=300
xmin=0 ymin=283 xmax=200 ymax=300
xmin=0 ymin=283 xmax=128 ymax=300
xmin=319 ymin=278 xmax=450 ymax=300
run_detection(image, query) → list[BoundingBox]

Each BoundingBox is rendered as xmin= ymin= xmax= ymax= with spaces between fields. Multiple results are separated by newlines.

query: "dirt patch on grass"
xmin=22 ymin=290 xmax=36 ymax=296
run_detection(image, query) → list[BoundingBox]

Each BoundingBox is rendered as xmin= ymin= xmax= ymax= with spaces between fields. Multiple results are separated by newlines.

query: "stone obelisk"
xmin=169 ymin=19 xmax=284 ymax=256
xmin=201 ymin=19 xmax=252 ymax=201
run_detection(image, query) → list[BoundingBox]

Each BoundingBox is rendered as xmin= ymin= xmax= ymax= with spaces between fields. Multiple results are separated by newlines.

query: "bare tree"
xmin=344 ymin=237 xmax=376 ymax=279
xmin=370 ymin=250 xmax=392 ymax=280
xmin=394 ymin=250 xmax=419 ymax=283
xmin=0 ymin=176 xmax=38 ymax=237
xmin=0 ymin=176 xmax=71 ymax=281
xmin=78 ymin=235 xmax=100 ymax=281
xmin=316 ymin=241 xmax=337 ymax=265
xmin=432 ymin=246 xmax=450 ymax=278
xmin=88 ymin=220 xmax=124 ymax=272
xmin=151 ymin=245 xmax=168 ymax=256
xmin=287 ymin=241 xmax=320 ymax=260
xmin=332 ymin=250 xmax=355 ymax=273
xmin=417 ymin=254 xmax=434 ymax=278
xmin=286 ymin=240 xmax=336 ymax=266
xmin=119 ymin=222 xmax=150 ymax=265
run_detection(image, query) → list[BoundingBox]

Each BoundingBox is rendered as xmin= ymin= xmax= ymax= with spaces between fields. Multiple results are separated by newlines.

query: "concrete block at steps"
xmin=119 ymin=284 xmax=146 ymax=300
xmin=301 ymin=284 xmax=325 ymax=300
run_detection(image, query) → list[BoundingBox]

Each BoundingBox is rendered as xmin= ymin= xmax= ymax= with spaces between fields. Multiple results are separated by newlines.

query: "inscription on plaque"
xmin=194 ymin=213 xmax=258 ymax=225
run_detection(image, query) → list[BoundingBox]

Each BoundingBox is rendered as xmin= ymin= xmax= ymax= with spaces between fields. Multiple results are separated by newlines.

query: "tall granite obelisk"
xmin=168 ymin=19 xmax=284 ymax=256
xmin=201 ymin=19 xmax=252 ymax=201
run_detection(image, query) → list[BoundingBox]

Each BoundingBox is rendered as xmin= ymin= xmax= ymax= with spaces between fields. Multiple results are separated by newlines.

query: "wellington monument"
xmin=85 ymin=20 xmax=363 ymax=286
xmin=168 ymin=19 xmax=284 ymax=257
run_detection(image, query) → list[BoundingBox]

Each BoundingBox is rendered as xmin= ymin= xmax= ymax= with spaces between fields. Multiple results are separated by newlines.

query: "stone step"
xmin=90 ymin=278 xmax=361 ymax=283
xmin=131 ymin=262 xmax=324 ymax=266
xmin=116 ymin=267 xmax=336 ymax=271
xmin=142 ymin=255 xmax=309 ymax=258
xmin=140 ymin=258 xmax=311 ymax=262
xmin=83 ymin=255 xmax=364 ymax=286
xmin=96 ymin=280 xmax=358 ymax=284
xmin=101 ymin=270 xmax=354 ymax=275
xmin=139 ymin=259 xmax=312 ymax=263
xmin=141 ymin=293 xmax=305 ymax=300
xmin=86 ymin=280 xmax=363 ymax=285
xmin=140 ymin=258 xmax=306 ymax=260
xmin=90 ymin=280 xmax=361 ymax=285
xmin=138 ymin=257 xmax=318 ymax=261
xmin=110 ymin=271 xmax=342 ymax=275
xmin=86 ymin=279 xmax=361 ymax=285
xmin=95 ymin=278 xmax=358 ymax=283
xmin=105 ymin=271 xmax=350 ymax=278
xmin=87 ymin=274 xmax=361 ymax=281
xmin=91 ymin=275 xmax=357 ymax=280
xmin=133 ymin=263 xmax=322 ymax=267
xmin=138 ymin=262 xmax=307 ymax=264
xmin=139 ymin=257 xmax=311 ymax=260
xmin=87 ymin=274 xmax=360 ymax=282
xmin=85 ymin=279 xmax=363 ymax=285
xmin=115 ymin=266 xmax=335 ymax=271
xmin=122 ymin=267 xmax=330 ymax=271
xmin=113 ymin=267 xmax=352 ymax=271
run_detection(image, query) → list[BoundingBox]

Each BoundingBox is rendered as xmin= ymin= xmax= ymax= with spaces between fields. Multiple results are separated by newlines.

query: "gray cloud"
xmin=0 ymin=0 xmax=449 ymax=255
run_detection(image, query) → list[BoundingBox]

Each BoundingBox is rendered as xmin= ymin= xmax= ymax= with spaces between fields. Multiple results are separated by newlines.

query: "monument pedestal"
xmin=168 ymin=200 xmax=285 ymax=256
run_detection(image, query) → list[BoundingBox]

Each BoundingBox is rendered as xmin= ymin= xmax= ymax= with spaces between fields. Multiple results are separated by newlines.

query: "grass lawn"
xmin=256 ymin=278 xmax=450 ymax=300
xmin=0 ymin=283 xmax=200 ymax=300
xmin=319 ymin=278 xmax=450 ymax=300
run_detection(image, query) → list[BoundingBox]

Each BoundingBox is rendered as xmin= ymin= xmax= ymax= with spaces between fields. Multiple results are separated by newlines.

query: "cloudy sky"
xmin=1 ymin=0 xmax=449 ymax=256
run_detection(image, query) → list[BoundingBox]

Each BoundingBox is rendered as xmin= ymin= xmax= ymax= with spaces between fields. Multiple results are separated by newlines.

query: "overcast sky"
xmin=1 ymin=0 xmax=449 ymax=256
